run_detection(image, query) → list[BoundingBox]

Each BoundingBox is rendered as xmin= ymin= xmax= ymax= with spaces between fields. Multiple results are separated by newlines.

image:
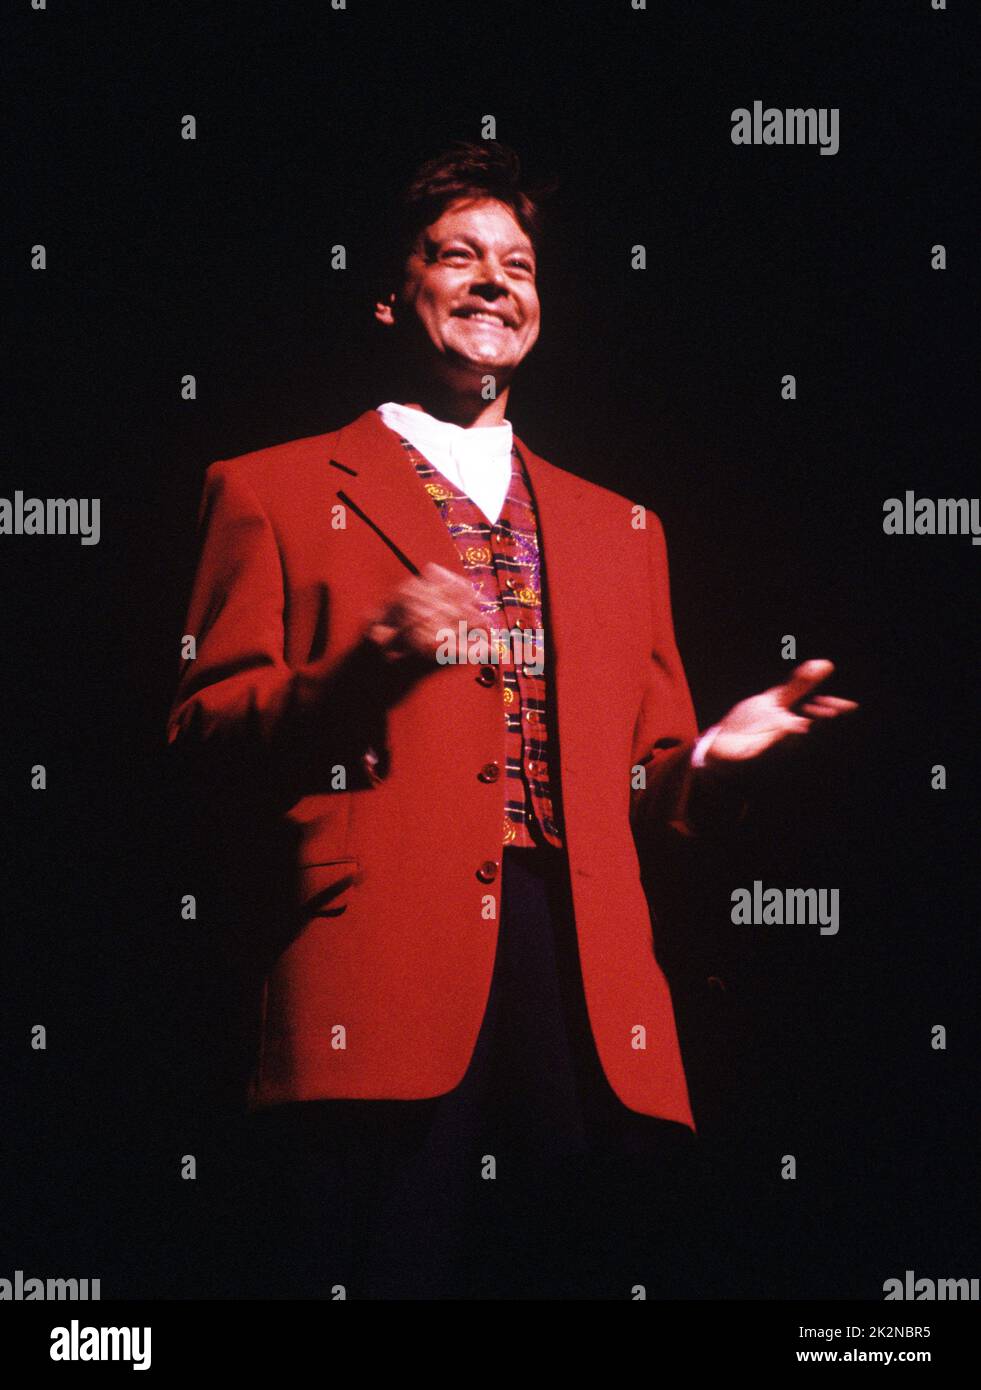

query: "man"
xmin=167 ymin=141 xmax=857 ymax=1298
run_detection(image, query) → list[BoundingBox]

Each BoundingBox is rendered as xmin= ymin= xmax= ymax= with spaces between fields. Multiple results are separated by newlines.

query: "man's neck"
xmin=394 ymin=384 xmax=511 ymax=429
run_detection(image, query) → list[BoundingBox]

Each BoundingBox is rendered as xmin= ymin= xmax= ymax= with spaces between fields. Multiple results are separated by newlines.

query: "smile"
xmin=454 ymin=311 xmax=514 ymax=328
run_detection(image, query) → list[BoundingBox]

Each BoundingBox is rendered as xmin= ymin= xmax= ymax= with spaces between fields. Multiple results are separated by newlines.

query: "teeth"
xmin=461 ymin=312 xmax=509 ymax=325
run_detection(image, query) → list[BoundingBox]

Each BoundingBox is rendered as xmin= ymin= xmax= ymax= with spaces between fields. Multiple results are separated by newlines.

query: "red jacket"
xmin=167 ymin=407 xmax=710 ymax=1129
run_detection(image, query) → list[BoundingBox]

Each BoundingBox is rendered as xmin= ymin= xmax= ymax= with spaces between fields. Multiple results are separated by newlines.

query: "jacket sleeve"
xmin=165 ymin=459 xmax=420 ymax=808
xmin=630 ymin=509 xmax=748 ymax=841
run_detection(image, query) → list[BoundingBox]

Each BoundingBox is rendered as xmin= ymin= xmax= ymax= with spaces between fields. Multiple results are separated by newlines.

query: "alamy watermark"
xmin=0 ymin=491 xmax=100 ymax=545
xmin=435 ymin=622 xmax=545 ymax=676
xmin=883 ymin=492 xmax=981 ymax=545
xmin=50 ymin=1321 xmax=150 ymax=1371
xmin=731 ymin=102 xmax=839 ymax=156
xmin=883 ymin=1270 xmax=979 ymax=1300
xmin=1 ymin=1269 xmax=100 ymax=1299
xmin=731 ymin=881 xmax=839 ymax=935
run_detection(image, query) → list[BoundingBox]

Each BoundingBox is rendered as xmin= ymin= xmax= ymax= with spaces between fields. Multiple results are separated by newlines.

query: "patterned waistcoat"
xmin=395 ymin=435 xmax=564 ymax=850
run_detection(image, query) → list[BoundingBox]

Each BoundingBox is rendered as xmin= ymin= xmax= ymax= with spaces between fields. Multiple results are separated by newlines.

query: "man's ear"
xmin=374 ymin=291 xmax=397 ymax=327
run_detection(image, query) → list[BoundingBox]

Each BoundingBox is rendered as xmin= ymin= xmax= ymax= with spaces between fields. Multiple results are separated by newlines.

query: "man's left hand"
xmin=702 ymin=658 xmax=858 ymax=771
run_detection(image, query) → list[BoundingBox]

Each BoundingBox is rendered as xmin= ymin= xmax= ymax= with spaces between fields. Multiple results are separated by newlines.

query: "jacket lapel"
xmin=516 ymin=439 xmax=606 ymax=666
xmin=325 ymin=408 xmax=469 ymax=579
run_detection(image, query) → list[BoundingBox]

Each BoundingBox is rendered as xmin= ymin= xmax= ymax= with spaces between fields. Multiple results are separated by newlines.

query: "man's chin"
xmin=439 ymin=351 xmax=517 ymax=387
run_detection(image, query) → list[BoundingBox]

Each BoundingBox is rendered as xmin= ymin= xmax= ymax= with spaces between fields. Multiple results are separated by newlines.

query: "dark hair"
xmin=379 ymin=139 xmax=559 ymax=292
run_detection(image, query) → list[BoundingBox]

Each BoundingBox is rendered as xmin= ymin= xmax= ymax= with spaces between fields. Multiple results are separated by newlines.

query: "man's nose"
xmin=471 ymin=260 xmax=509 ymax=294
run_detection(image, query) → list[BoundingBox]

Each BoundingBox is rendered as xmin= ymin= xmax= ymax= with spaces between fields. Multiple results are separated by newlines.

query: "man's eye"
xmin=509 ymin=259 xmax=534 ymax=272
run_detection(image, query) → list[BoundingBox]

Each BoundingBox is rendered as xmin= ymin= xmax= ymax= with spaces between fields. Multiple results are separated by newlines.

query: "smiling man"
xmin=167 ymin=140 xmax=857 ymax=1299
xmin=376 ymin=194 xmax=542 ymax=419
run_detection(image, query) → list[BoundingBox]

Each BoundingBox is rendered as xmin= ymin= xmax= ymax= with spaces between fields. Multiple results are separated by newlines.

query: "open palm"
xmin=704 ymin=659 xmax=858 ymax=767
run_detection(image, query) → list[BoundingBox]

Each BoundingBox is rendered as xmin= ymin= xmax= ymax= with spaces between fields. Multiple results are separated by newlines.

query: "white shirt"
xmin=375 ymin=401 xmax=721 ymax=769
xmin=376 ymin=400 xmax=513 ymax=526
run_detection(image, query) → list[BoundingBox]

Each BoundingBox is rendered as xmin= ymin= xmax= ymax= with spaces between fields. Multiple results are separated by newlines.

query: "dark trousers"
xmin=225 ymin=845 xmax=714 ymax=1299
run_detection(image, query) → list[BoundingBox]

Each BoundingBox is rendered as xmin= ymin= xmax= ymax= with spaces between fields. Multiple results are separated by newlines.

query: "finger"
xmin=445 ymin=600 xmax=490 ymax=628
xmin=384 ymin=577 xmax=429 ymax=614
xmin=421 ymin=561 xmax=456 ymax=582
xmin=366 ymin=620 xmax=400 ymax=647
xmin=432 ymin=608 xmax=485 ymax=635
xmin=422 ymin=562 xmax=472 ymax=596
xmin=782 ymin=715 xmax=813 ymax=735
xmin=801 ymin=695 xmax=859 ymax=714
xmin=776 ymin=658 xmax=835 ymax=708
xmin=377 ymin=598 xmax=409 ymax=628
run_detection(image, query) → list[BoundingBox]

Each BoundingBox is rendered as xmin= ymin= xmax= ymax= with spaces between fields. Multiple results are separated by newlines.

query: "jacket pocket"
xmin=296 ymin=857 xmax=362 ymax=920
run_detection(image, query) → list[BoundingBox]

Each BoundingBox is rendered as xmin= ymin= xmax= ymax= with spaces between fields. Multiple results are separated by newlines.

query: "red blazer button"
xmin=478 ymin=761 xmax=501 ymax=783
xmin=476 ymin=860 xmax=500 ymax=883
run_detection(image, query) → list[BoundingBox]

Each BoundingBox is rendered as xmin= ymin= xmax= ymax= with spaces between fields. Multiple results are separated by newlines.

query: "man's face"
xmin=379 ymin=197 xmax=541 ymax=386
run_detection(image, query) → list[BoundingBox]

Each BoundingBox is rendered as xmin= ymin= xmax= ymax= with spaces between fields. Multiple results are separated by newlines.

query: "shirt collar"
xmin=376 ymin=401 xmax=513 ymax=460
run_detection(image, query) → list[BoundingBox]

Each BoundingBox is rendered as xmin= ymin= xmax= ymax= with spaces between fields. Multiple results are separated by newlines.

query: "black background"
xmin=4 ymin=0 xmax=978 ymax=1299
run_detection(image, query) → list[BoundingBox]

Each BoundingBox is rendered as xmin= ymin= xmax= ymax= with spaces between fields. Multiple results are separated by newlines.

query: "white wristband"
xmin=691 ymin=724 xmax=723 ymax=769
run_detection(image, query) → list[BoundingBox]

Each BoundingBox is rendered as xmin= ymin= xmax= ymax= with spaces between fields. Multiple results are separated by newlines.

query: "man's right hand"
xmin=365 ymin=562 xmax=485 ymax=664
